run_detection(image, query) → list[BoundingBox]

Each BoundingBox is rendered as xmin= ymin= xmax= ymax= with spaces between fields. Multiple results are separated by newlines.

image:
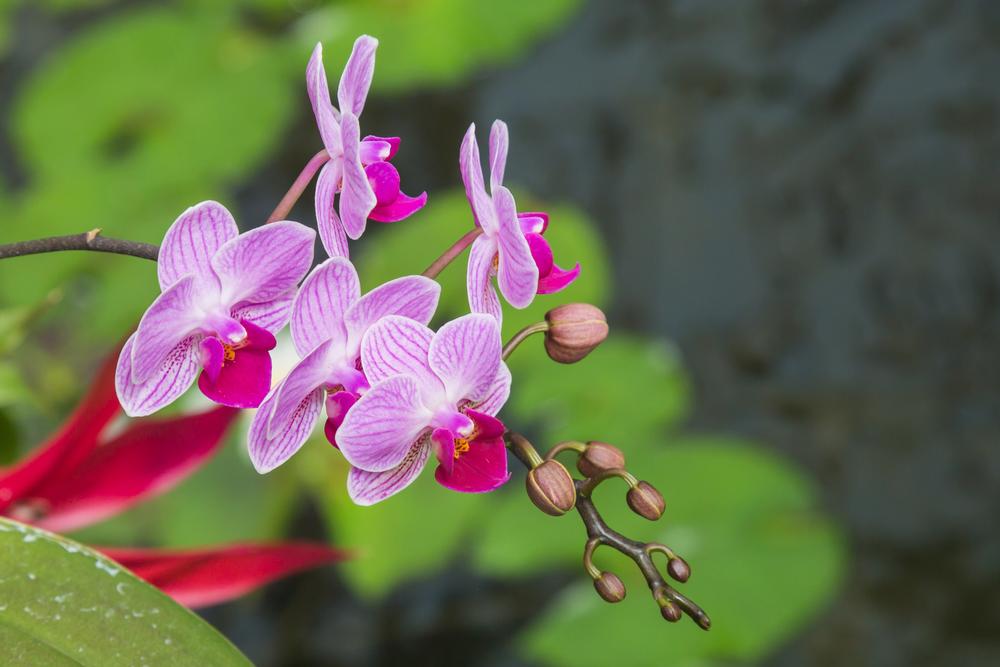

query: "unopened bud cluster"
xmin=509 ymin=432 xmax=708 ymax=627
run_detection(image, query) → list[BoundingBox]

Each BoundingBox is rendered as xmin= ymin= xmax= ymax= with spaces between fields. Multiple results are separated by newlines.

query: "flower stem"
xmin=0 ymin=229 xmax=159 ymax=262
xmin=421 ymin=228 xmax=483 ymax=278
xmin=265 ymin=149 xmax=330 ymax=224
xmin=504 ymin=430 xmax=712 ymax=630
xmin=501 ymin=321 xmax=549 ymax=360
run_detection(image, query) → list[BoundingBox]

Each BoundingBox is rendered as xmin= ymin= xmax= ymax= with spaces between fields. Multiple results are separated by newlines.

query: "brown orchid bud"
xmin=667 ymin=557 xmax=690 ymax=583
xmin=626 ymin=481 xmax=665 ymax=521
xmin=543 ymin=303 xmax=609 ymax=364
xmin=659 ymin=600 xmax=682 ymax=622
xmin=577 ymin=441 xmax=626 ymax=478
xmin=593 ymin=572 xmax=626 ymax=603
xmin=526 ymin=460 xmax=577 ymax=516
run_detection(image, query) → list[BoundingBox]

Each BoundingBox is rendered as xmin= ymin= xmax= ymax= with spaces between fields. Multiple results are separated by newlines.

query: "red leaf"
xmin=0 ymin=343 xmax=122 ymax=511
xmin=99 ymin=542 xmax=350 ymax=608
xmin=29 ymin=406 xmax=239 ymax=533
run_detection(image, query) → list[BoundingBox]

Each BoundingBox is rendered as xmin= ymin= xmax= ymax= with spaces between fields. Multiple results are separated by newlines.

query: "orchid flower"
xmin=308 ymin=35 xmax=427 ymax=257
xmin=461 ymin=120 xmax=580 ymax=323
xmin=337 ymin=313 xmax=512 ymax=505
xmin=115 ymin=201 xmax=315 ymax=417
xmin=1 ymin=346 xmax=346 ymax=608
xmin=248 ymin=257 xmax=440 ymax=473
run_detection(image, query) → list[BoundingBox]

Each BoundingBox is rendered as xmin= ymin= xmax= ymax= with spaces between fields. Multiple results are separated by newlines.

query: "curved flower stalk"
xmin=1 ymin=346 xmax=347 ymax=608
xmin=308 ymin=35 xmax=427 ymax=257
xmin=461 ymin=120 xmax=580 ymax=323
xmin=338 ymin=313 xmax=511 ymax=505
xmin=506 ymin=434 xmax=711 ymax=629
xmin=115 ymin=201 xmax=315 ymax=417
xmin=248 ymin=257 xmax=440 ymax=473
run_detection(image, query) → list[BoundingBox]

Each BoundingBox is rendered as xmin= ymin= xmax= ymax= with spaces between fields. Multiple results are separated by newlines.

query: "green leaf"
xmin=297 ymin=0 xmax=583 ymax=92
xmin=0 ymin=363 xmax=32 ymax=407
xmin=0 ymin=6 xmax=298 ymax=337
xmin=13 ymin=7 xmax=293 ymax=186
xmin=506 ymin=335 xmax=691 ymax=446
xmin=317 ymin=446 xmax=490 ymax=597
xmin=516 ymin=437 xmax=845 ymax=667
xmin=0 ymin=518 xmax=251 ymax=666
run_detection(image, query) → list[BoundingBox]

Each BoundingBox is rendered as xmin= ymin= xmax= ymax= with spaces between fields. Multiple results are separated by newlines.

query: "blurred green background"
xmin=3 ymin=0 xmax=997 ymax=665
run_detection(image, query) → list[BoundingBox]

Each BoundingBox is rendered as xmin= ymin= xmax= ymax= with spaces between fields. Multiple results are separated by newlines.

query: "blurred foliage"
xmin=0 ymin=518 xmax=251 ymax=665
xmin=515 ymin=438 xmax=844 ymax=667
xmin=1 ymin=6 xmax=296 ymax=339
xmin=339 ymin=190 xmax=845 ymax=666
xmin=0 ymin=2 xmax=845 ymax=665
xmin=297 ymin=0 xmax=581 ymax=91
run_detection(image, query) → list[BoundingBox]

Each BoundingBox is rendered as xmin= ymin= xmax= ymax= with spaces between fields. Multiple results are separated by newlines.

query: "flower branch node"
xmin=506 ymin=432 xmax=711 ymax=630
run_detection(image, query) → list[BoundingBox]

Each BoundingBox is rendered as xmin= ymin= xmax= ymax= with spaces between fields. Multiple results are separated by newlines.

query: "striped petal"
xmin=347 ymin=441 xmax=429 ymax=506
xmin=291 ymin=258 xmax=359 ymax=358
xmin=116 ymin=334 xmax=200 ymax=417
xmin=157 ymin=201 xmax=238 ymax=291
xmin=337 ymin=375 xmax=432 ymax=472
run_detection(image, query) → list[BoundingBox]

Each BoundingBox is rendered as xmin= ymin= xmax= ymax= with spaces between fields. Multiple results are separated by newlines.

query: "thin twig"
xmin=0 ymin=229 xmax=159 ymax=262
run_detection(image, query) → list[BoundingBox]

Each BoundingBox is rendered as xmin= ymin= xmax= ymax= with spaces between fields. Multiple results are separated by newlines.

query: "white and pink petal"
xmin=360 ymin=316 xmax=440 ymax=394
xmin=131 ymin=275 xmax=206 ymax=384
xmin=337 ymin=374 xmax=432 ymax=472
xmin=291 ymin=258 xmax=359 ymax=358
xmin=460 ymin=124 xmax=496 ymax=234
xmin=345 ymin=276 xmax=440 ymax=343
xmin=248 ymin=383 xmax=324 ymax=474
xmin=493 ymin=185 xmax=539 ymax=309
xmin=306 ymin=43 xmax=341 ymax=154
xmin=315 ymin=159 xmax=350 ymax=259
xmin=338 ymin=112 xmax=377 ymax=240
xmin=212 ymin=221 xmax=315 ymax=306
xmin=116 ymin=334 xmax=201 ymax=417
xmin=466 ymin=234 xmax=503 ymax=325
xmin=157 ymin=201 xmax=238 ymax=291
xmin=488 ymin=120 xmax=509 ymax=191
xmin=347 ymin=440 xmax=430 ymax=506
xmin=428 ymin=313 xmax=502 ymax=405
xmin=337 ymin=35 xmax=378 ymax=118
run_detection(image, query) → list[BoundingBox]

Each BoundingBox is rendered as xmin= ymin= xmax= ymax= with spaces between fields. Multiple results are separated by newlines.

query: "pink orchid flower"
xmin=115 ymin=201 xmax=315 ymax=416
xmin=2 ymin=346 xmax=346 ymax=608
xmin=337 ymin=313 xmax=512 ymax=505
xmin=461 ymin=120 xmax=581 ymax=323
xmin=248 ymin=257 xmax=440 ymax=473
xmin=308 ymin=35 xmax=427 ymax=257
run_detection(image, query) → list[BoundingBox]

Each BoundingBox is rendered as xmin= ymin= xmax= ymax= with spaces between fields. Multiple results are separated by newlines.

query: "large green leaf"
xmin=516 ymin=437 xmax=844 ymax=667
xmin=506 ymin=334 xmax=691 ymax=446
xmin=0 ymin=6 xmax=297 ymax=337
xmin=296 ymin=0 xmax=582 ymax=92
xmin=315 ymin=441 xmax=490 ymax=597
xmin=0 ymin=518 xmax=250 ymax=666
